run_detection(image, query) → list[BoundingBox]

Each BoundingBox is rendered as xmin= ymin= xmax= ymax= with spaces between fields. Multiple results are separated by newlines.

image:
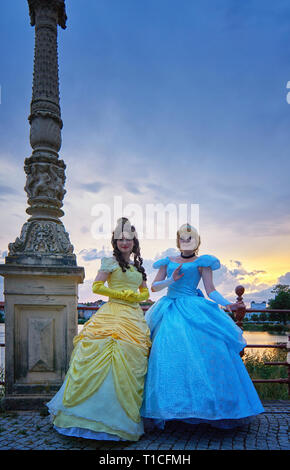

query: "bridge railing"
xmin=223 ymin=285 xmax=290 ymax=397
xmin=51 ymin=285 xmax=290 ymax=398
xmin=0 ymin=341 xmax=4 ymax=387
xmin=1 ymin=286 xmax=289 ymax=395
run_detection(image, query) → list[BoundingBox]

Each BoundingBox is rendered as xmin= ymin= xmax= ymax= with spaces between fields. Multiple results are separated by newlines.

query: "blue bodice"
xmin=153 ymin=254 xmax=220 ymax=299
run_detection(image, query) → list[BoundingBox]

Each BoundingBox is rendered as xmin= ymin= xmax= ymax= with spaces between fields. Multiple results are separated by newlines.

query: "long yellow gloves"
xmin=92 ymin=281 xmax=149 ymax=303
xmin=126 ymin=286 xmax=150 ymax=302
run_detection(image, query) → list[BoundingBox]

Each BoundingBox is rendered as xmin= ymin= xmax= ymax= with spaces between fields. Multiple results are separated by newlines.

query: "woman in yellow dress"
xmin=46 ymin=218 xmax=151 ymax=441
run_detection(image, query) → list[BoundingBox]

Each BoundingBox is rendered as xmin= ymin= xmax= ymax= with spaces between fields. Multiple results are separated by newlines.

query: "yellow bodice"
xmin=100 ymin=257 xmax=144 ymax=307
xmin=107 ymin=263 xmax=143 ymax=291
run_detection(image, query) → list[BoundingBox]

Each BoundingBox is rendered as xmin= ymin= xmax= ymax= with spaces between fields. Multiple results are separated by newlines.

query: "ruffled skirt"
xmin=141 ymin=295 xmax=264 ymax=429
xmin=47 ymin=300 xmax=151 ymax=441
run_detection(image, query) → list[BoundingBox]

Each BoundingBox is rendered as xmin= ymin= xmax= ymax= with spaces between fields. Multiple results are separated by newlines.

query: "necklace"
xmin=180 ymin=252 xmax=196 ymax=259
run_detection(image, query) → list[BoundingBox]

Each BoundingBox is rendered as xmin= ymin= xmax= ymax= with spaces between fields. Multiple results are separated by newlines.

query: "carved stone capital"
xmin=7 ymin=220 xmax=76 ymax=266
xmin=28 ymin=0 xmax=67 ymax=29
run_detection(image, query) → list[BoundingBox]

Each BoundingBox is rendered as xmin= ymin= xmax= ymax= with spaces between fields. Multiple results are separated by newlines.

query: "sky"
xmin=0 ymin=0 xmax=290 ymax=306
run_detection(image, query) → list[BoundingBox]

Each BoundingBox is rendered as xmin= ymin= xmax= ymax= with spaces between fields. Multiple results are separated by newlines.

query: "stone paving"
xmin=0 ymin=401 xmax=289 ymax=451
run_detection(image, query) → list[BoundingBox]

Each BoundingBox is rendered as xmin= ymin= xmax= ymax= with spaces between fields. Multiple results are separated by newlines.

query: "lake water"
xmin=0 ymin=324 xmax=288 ymax=368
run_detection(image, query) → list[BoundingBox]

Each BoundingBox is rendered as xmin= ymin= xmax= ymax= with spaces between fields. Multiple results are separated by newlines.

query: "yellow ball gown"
xmin=46 ymin=257 xmax=151 ymax=441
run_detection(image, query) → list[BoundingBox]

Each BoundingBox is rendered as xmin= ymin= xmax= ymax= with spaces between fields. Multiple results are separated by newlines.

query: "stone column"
xmin=0 ymin=0 xmax=85 ymax=410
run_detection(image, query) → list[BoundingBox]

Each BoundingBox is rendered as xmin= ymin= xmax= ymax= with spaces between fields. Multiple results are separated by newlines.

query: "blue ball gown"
xmin=141 ymin=254 xmax=264 ymax=429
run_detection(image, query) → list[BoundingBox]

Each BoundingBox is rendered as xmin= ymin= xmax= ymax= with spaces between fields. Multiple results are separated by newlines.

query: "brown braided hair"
xmin=111 ymin=217 xmax=147 ymax=281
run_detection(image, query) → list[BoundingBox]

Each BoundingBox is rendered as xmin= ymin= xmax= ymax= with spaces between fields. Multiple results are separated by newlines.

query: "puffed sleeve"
xmin=99 ymin=257 xmax=119 ymax=273
xmin=197 ymin=254 xmax=221 ymax=271
xmin=153 ymin=257 xmax=169 ymax=269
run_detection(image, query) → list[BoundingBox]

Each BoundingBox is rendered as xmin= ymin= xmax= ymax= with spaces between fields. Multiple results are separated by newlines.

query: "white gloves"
xmin=209 ymin=289 xmax=230 ymax=307
xmin=152 ymin=274 xmax=175 ymax=292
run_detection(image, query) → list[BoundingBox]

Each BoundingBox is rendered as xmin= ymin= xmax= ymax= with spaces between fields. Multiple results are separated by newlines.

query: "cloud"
xmin=200 ymin=179 xmax=290 ymax=238
xmin=78 ymin=247 xmax=112 ymax=261
xmin=154 ymin=248 xmax=179 ymax=260
xmin=228 ymin=267 xmax=266 ymax=278
xmin=278 ymin=272 xmax=290 ymax=285
xmin=241 ymin=286 xmax=275 ymax=305
xmin=217 ymin=259 xmax=266 ymax=281
xmin=145 ymin=183 xmax=173 ymax=200
xmin=230 ymin=260 xmax=242 ymax=267
xmin=215 ymin=264 xmax=290 ymax=306
xmin=0 ymin=184 xmax=17 ymax=195
xmin=0 ymin=184 xmax=18 ymax=197
xmin=124 ymin=182 xmax=143 ymax=195
xmin=79 ymin=278 xmax=98 ymax=303
xmin=203 ymin=259 xmax=273 ymax=305
xmin=0 ymin=250 xmax=7 ymax=260
xmin=79 ymin=182 xmax=106 ymax=193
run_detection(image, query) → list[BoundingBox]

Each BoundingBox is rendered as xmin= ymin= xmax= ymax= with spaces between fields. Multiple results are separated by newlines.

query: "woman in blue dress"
xmin=141 ymin=223 xmax=264 ymax=429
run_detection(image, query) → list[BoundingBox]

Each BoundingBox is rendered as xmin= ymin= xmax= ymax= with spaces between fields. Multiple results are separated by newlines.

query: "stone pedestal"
xmin=0 ymin=264 xmax=84 ymax=410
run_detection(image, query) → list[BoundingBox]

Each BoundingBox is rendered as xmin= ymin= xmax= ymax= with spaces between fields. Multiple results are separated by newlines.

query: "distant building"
xmin=245 ymin=301 xmax=267 ymax=319
xmin=250 ymin=301 xmax=267 ymax=310
xmin=78 ymin=301 xmax=105 ymax=320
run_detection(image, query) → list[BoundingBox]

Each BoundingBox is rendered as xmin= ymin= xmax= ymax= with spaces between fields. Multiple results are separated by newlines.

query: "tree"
xmin=259 ymin=312 xmax=268 ymax=322
xmin=251 ymin=314 xmax=259 ymax=322
xmin=268 ymin=284 xmax=290 ymax=325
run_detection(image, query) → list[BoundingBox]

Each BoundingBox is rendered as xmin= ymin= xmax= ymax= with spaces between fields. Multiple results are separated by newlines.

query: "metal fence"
xmin=0 ymin=285 xmax=289 ymax=395
xmin=0 ymin=341 xmax=4 ymax=387
xmin=226 ymin=286 xmax=290 ymax=396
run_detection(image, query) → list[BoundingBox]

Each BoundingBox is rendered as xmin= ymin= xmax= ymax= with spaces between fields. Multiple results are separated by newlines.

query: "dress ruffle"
xmin=48 ymin=368 xmax=144 ymax=441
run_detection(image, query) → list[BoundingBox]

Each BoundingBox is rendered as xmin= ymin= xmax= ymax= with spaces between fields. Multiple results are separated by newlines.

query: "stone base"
xmin=0 ymin=263 xmax=85 ymax=411
xmin=0 ymin=395 xmax=52 ymax=412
